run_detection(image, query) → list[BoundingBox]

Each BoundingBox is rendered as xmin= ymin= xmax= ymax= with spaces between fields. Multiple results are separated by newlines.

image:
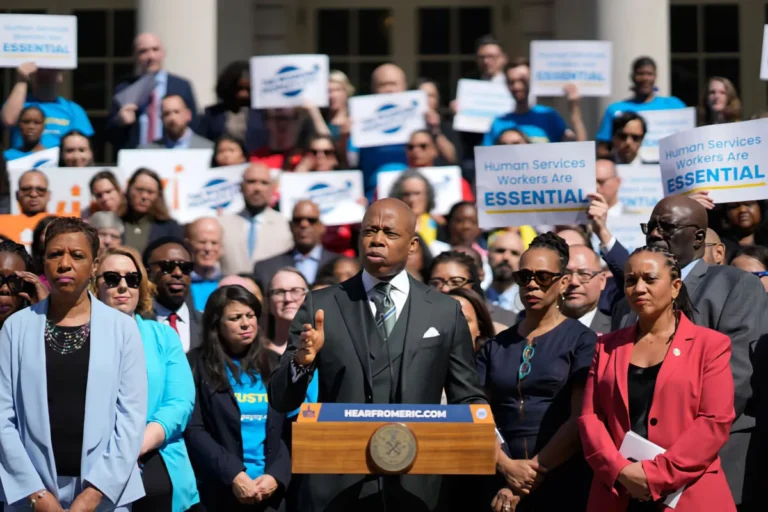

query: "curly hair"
xmin=627 ymin=246 xmax=695 ymax=320
xmin=527 ymin=232 xmax=570 ymax=273
xmin=92 ymin=246 xmax=156 ymax=319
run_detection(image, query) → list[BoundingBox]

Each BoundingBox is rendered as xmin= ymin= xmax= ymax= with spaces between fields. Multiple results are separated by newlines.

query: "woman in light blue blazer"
xmin=0 ymin=217 xmax=147 ymax=512
xmin=93 ymin=246 xmax=199 ymax=512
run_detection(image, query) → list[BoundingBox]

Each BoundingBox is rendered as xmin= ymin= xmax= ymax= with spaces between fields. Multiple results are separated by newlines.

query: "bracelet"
xmin=291 ymin=352 xmax=313 ymax=376
xmin=30 ymin=490 xmax=47 ymax=509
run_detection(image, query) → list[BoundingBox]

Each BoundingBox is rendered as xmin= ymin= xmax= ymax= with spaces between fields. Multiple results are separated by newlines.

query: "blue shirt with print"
xmin=595 ymin=95 xmax=687 ymax=142
xmin=8 ymin=96 xmax=94 ymax=150
xmin=483 ymin=105 xmax=567 ymax=146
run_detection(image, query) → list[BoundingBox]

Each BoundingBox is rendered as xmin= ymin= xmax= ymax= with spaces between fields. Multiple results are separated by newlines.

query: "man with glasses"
xmin=561 ymin=245 xmax=610 ymax=334
xmin=595 ymin=159 xmax=624 ymax=216
xmin=255 ymin=200 xmax=340 ymax=289
xmin=16 ymin=170 xmax=50 ymax=217
xmin=143 ymin=236 xmax=201 ymax=353
xmin=611 ymin=111 xmax=646 ymax=165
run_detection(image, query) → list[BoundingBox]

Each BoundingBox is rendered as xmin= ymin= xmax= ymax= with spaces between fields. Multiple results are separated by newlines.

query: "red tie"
xmin=146 ymin=91 xmax=157 ymax=144
xmin=168 ymin=312 xmax=179 ymax=335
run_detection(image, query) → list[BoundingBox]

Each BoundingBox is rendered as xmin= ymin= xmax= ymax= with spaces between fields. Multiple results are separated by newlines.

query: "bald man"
xmin=186 ymin=217 xmax=225 ymax=310
xmin=106 ymin=32 xmax=198 ymax=150
xmin=704 ymin=228 xmax=726 ymax=266
xmin=16 ymin=170 xmax=51 ymax=216
xmin=269 ymin=198 xmax=485 ymax=511
xmin=371 ymin=63 xmax=407 ymax=94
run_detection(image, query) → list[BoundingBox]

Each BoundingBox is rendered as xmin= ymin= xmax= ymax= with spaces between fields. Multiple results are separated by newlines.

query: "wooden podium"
xmin=292 ymin=403 xmax=497 ymax=475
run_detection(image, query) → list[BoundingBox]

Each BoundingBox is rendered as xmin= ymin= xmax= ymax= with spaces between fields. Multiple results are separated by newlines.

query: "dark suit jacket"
xmin=184 ymin=349 xmax=290 ymax=512
xmin=254 ymin=247 xmax=340 ymax=289
xmin=197 ymin=104 xmax=268 ymax=152
xmin=187 ymin=300 xmax=203 ymax=352
xmin=588 ymin=309 xmax=612 ymax=335
xmin=268 ymin=272 xmax=486 ymax=511
xmin=106 ymin=73 xmax=198 ymax=150
xmin=121 ymin=217 xmax=184 ymax=255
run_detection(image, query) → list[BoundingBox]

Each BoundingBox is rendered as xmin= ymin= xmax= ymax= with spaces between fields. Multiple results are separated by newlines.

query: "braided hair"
xmin=527 ymin=232 xmax=570 ymax=272
xmin=628 ymin=245 xmax=695 ymax=320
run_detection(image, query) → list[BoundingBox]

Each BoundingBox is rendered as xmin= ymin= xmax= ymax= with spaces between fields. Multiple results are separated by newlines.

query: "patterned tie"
xmin=372 ymin=282 xmax=396 ymax=340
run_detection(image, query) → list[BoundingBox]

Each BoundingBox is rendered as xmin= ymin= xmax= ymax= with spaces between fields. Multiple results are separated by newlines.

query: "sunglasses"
xmin=149 ymin=260 xmax=194 ymax=275
xmin=617 ymin=132 xmax=643 ymax=143
xmin=640 ymin=220 xmax=697 ymax=237
xmin=512 ymin=269 xmax=562 ymax=287
xmin=291 ymin=216 xmax=320 ymax=225
xmin=518 ymin=343 xmax=536 ymax=381
xmin=311 ymin=149 xmax=335 ymax=157
xmin=99 ymin=271 xmax=141 ymax=289
xmin=19 ymin=186 xmax=48 ymax=195
xmin=0 ymin=273 xmax=27 ymax=294
xmin=406 ymin=143 xmax=429 ymax=151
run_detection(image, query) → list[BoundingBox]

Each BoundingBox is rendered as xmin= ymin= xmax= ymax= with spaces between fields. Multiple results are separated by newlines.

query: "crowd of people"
xmin=0 ymin=28 xmax=766 ymax=512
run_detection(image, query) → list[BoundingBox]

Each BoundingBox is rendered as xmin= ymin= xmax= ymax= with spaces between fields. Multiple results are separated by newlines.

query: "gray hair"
xmin=89 ymin=211 xmax=125 ymax=235
xmin=388 ymin=169 xmax=436 ymax=213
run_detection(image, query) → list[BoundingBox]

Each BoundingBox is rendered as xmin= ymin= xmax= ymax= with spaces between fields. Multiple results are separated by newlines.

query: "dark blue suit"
xmin=106 ymin=73 xmax=198 ymax=150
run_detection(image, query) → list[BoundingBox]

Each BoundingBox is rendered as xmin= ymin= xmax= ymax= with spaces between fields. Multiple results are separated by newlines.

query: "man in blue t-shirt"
xmin=483 ymin=57 xmax=570 ymax=146
xmin=1 ymin=62 xmax=94 ymax=150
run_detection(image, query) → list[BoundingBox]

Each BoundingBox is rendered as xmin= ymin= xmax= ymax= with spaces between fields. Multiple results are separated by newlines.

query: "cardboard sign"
xmin=376 ymin=166 xmax=463 ymax=216
xmin=0 ymin=14 xmax=77 ymax=69
xmin=452 ymin=79 xmax=514 ymax=133
xmin=5 ymin=147 xmax=60 ymax=170
xmin=639 ymin=108 xmax=697 ymax=163
xmin=349 ymin=91 xmax=427 ymax=148
xmin=250 ymin=54 xmax=329 ymax=108
xmin=616 ymin=164 xmax=665 ymax=215
xmin=659 ymin=119 xmax=768 ymax=203
xmin=475 ymin=141 xmax=596 ymax=227
xmin=278 ymin=171 xmax=365 ymax=226
xmin=530 ymin=40 xmax=612 ymax=97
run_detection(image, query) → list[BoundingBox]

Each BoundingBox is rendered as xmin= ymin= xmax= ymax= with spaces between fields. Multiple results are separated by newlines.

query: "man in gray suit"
xmin=138 ymin=94 xmax=213 ymax=150
xmin=597 ymin=196 xmax=765 ymax=508
xmin=562 ymin=244 xmax=612 ymax=335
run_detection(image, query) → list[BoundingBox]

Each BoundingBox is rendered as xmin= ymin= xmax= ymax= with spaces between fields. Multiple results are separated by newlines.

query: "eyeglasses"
xmin=98 ymin=271 xmax=141 ymax=289
xmin=565 ymin=270 xmax=602 ymax=282
xmin=270 ymin=287 xmax=308 ymax=300
xmin=616 ymin=132 xmax=643 ymax=143
xmin=518 ymin=343 xmax=536 ymax=381
xmin=640 ymin=220 xmax=698 ymax=237
xmin=752 ymin=271 xmax=768 ymax=278
xmin=0 ymin=274 xmax=26 ymax=294
xmin=311 ymin=149 xmax=335 ymax=157
xmin=149 ymin=260 xmax=194 ymax=275
xmin=19 ymin=186 xmax=48 ymax=196
xmin=428 ymin=276 xmax=472 ymax=289
xmin=512 ymin=269 xmax=562 ymax=287
xmin=406 ymin=143 xmax=429 ymax=151
xmin=291 ymin=216 xmax=320 ymax=225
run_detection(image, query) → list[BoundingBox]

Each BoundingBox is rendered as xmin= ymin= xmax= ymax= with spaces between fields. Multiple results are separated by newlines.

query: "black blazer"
xmin=197 ymin=104 xmax=268 ymax=153
xmin=184 ymin=349 xmax=291 ymax=512
xmin=254 ymin=247 xmax=341 ymax=289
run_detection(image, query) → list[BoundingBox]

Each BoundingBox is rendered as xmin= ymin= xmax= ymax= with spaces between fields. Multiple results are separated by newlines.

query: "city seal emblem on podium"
xmin=368 ymin=423 xmax=418 ymax=474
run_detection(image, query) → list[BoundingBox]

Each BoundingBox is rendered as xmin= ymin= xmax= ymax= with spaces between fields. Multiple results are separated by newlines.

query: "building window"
xmin=670 ymin=3 xmax=740 ymax=108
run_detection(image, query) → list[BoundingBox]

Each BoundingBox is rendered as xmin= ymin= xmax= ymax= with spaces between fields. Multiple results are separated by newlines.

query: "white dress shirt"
xmin=154 ymin=299 xmax=191 ymax=352
xmin=577 ymin=307 xmax=599 ymax=329
xmin=361 ymin=269 xmax=411 ymax=321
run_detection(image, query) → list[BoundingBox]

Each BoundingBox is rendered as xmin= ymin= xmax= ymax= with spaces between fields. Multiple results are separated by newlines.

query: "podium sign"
xmin=293 ymin=403 xmax=496 ymax=475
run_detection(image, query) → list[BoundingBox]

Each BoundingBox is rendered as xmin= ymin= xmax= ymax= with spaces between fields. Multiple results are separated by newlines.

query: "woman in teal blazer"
xmin=93 ymin=246 xmax=199 ymax=512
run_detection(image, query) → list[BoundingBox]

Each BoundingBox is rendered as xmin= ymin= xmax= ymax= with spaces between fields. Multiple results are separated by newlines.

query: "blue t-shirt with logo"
xmin=348 ymin=141 xmax=408 ymax=201
xmin=595 ymin=95 xmax=687 ymax=142
xmin=3 ymin=148 xmax=32 ymax=161
xmin=483 ymin=105 xmax=567 ymax=146
xmin=8 ymin=96 xmax=94 ymax=150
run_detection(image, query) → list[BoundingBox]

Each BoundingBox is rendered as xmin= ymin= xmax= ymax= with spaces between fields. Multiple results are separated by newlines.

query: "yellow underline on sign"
xmin=4 ymin=54 xmax=70 ymax=59
xmin=487 ymin=207 xmax=587 ymax=214
xmin=682 ymin=182 xmax=766 ymax=195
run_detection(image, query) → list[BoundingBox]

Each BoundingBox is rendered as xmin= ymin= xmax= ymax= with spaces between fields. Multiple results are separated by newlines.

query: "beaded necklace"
xmin=45 ymin=321 xmax=91 ymax=355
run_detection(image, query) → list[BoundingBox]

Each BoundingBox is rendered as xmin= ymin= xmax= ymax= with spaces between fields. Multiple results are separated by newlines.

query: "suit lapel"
xmin=82 ymin=298 xmax=113 ymax=456
xmin=614 ymin=324 xmax=636 ymax=430
xmin=335 ymin=273 xmax=374 ymax=388
xmin=589 ymin=310 xmax=612 ymax=335
xmin=683 ymin=260 xmax=708 ymax=306
xmin=400 ymin=279 xmax=434 ymax=397
xmin=652 ymin=315 xmax=696 ymax=398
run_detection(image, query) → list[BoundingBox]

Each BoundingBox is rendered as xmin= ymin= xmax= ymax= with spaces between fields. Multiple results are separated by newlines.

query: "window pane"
xmin=88 ymin=115 xmax=107 ymax=164
xmin=671 ymin=58 xmax=699 ymax=109
xmin=358 ymin=9 xmax=391 ymax=56
xmin=358 ymin=62 xmax=387 ymax=95
xmin=329 ymin=61 xmax=350 ymax=77
xmin=74 ymin=10 xmax=107 ymax=58
xmin=419 ymin=8 xmax=450 ymax=55
xmin=317 ymin=9 xmax=350 ymax=56
xmin=460 ymin=59 xmax=477 ymax=79
xmin=418 ymin=61 xmax=451 ymax=107
xmin=705 ymin=58 xmax=740 ymax=92
xmin=73 ymin=63 xmax=108 ymax=110
xmin=704 ymin=5 xmax=739 ymax=52
xmin=114 ymin=10 xmax=136 ymax=58
xmin=113 ymin=62 xmax=134 ymax=87
xmin=459 ymin=8 xmax=492 ymax=55
xmin=670 ymin=5 xmax=697 ymax=53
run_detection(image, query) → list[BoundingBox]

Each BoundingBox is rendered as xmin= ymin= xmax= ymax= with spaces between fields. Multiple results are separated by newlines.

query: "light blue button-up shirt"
xmin=293 ymin=245 xmax=323 ymax=284
xmin=681 ymin=258 xmax=699 ymax=281
xmin=139 ymin=70 xmax=168 ymax=145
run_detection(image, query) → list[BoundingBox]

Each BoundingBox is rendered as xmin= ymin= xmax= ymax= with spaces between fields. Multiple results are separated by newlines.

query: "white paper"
xmin=250 ymin=54 xmax=329 ymax=109
xmin=278 ymin=171 xmax=365 ymax=226
xmin=376 ymin=166 xmax=463 ymax=216
xmin=603 ymin=214 xmax=647 ymax=254
xmin=5 ymin=147 xmax=59 ymax=170
xmin=349 ymin=91 xmax=428 ymax=148
xmin=761 ymin=26 xmax=768 ymax=81
xmin=475 ymin=141 xmax=596 ymax=227
xmin=639 ymin=108 xmax=697 ymax=163
xmin=0 ymin=14 xmax=77 ymax=69
xmin=659 ymin=118 xmax=768 ymax=203
xmin=452 ymin=79 xmax=514 ymax=133
xmin=619 ymin=431 xmax=684 ymax=508
xmin=616 ymin=164 xmax=665 ymax=215
xmin=174 ymin=164 xmax=248 ymax=224
xmin=530 ymin=40 xmax=612 ymax=97
xmin=113 ymin=74 xmax=155 ymax=107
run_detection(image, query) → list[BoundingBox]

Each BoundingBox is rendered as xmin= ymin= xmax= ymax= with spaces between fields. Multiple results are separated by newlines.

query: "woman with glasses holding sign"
xmin=0 ymin=239 xmax=47 ymax=329
xmin=476 ymin=232 xmax=597 ymax=511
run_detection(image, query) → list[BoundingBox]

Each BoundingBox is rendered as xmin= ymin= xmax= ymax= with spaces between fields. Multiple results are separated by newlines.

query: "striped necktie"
xmin=372 ymin=282 xmax=396 ymax=340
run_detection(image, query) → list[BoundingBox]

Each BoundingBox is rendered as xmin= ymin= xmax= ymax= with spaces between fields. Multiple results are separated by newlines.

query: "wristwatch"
xmin=291 ymin=352 xmax=314 ymax=377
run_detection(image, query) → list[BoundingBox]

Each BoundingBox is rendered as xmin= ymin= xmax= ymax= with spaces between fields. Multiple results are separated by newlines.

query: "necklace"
xmin=45 ymin=321 xmax=90 ymax=355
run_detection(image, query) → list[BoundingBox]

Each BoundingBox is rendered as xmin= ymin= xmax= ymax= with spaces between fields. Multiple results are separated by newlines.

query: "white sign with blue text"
xmin=5 ymin=147 xmax=60 ymax=170
xmin=175 ymin=164 xmax=248 ymax=224
xmin=453 ymin=79 xmax=514 ymax=133
xmin=349 ymin=91 xmax=428 ymax=148
xmin=475 ymin=141 xmax=596 ymax=227
xmin=639 ymin=108 xmax=696 ymax=163
xmin=529 ymin=41 xmax=611 ymax=97
xmin=0 ymin=14 xmax=77 ymax=69
xmin=616 ymin=165 xmax=665 ymax=215
xmin=376 ymin=166 xmax=463 ymax=216
xmin=659 ymin=119 xmax=768 ymax=203
xmin=278 ymin=171 xmax=365 ymax=226
xmin=250 ymin=54 xmax=329 ymax=109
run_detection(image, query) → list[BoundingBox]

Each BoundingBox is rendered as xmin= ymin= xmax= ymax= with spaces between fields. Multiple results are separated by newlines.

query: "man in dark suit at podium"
xmin=269 ymin=198 xmax=487 ymax=512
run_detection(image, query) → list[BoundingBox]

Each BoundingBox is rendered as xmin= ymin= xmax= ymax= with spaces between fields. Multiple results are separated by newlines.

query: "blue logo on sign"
xmin=188 ymin=178 xmax=240 ymax=210
xmin=362 ymin=100 xmax=420 ymax=135
xmin=32 ymin=159 xmax=52 ymax=168
xmin=305 ymin=181 xmax=354 ymax=214
xmin=262 ymin=64 xmax=321 ymax=98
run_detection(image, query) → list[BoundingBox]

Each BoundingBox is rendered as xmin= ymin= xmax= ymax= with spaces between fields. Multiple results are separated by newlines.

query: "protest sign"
xmin=605 ymin=214 xmax=647 ymax=254
xmin=0 ymin=14 xmax=77 ymax=69
xmin=174 ymin=164 xmax=247 ymax=224
xmin=376 ymin=166 xmax=463 ymax=216
xmin=475 ymin=141 xmax=596 ymax=227
xmin=530 ymin=41 xmax=611 ymax=97
xmin=0 ymin=212 xmax=58 ymax=250
xmin=659 ymin=119 xmax=768 ymax=203
xmin=349 ymin=91 xmax=427 ymax=148
xmin=6 ymin=147 xmax=60 ymax=170
xmin=639 ymin=108 xmax=696 ymax=163
xmin=452 ymin=79 xmax=514 ymax=133
xmin=616 ymin=165 xmax=664 ymax=215
xmin=250 ymin=55 xmax=329 ymax=109
xmin=762 ymin=25 xmax=768 ymax=80
xmin=8 ymin=166 xmax=124 ymax=217
xmin=278 ymin=171 xmax=365 ymax=226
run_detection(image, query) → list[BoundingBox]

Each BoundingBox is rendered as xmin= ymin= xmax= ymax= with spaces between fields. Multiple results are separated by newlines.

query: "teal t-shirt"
xmin=596 ymin=95 xmax=687 ymax=142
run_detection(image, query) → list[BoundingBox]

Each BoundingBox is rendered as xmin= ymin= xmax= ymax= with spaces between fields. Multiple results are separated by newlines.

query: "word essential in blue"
xmin=666 ymin=165 xmax=766 ymax=194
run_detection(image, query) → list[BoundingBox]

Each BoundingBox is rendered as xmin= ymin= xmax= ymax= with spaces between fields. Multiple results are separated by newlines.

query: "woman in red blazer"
xmin=578 ymin=246 xmax=736 ymax=512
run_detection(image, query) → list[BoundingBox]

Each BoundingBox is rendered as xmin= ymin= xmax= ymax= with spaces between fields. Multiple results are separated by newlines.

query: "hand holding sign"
xmin=17 ymin=62 xmax=37 ymax=81
xmin=296 ymin=309 xmax=325 ymax=366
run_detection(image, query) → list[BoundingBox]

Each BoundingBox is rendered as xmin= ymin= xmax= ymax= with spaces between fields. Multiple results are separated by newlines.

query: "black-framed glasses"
xmin=0 ymin=273 xmax=26 ymax=294
xmin=616 ymin=132 xmax=643 ymax=143
xmin=565 ymin=270 xmax=602 ymax=282
xmin=512 ymin=269 xmax=562 ymax=288
xmin=99 ymin=271 xmax=141 ymax=289
xmin=428 ymin=276 xmax=472 ymax=289
xmin=149 ymin=260 xmax=194 ymax=275
xmin=518 ymin=343 xmax=536 ymax=380
xmin=19 ymin=186 xmax=47 ymax=196
xmin=640 ymin=220 xmax=698 ymax=237
xmin=270 ymin=287 xmax=308 ymax=300
xmin=310 ymin=149 xmax=335 ymax=157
